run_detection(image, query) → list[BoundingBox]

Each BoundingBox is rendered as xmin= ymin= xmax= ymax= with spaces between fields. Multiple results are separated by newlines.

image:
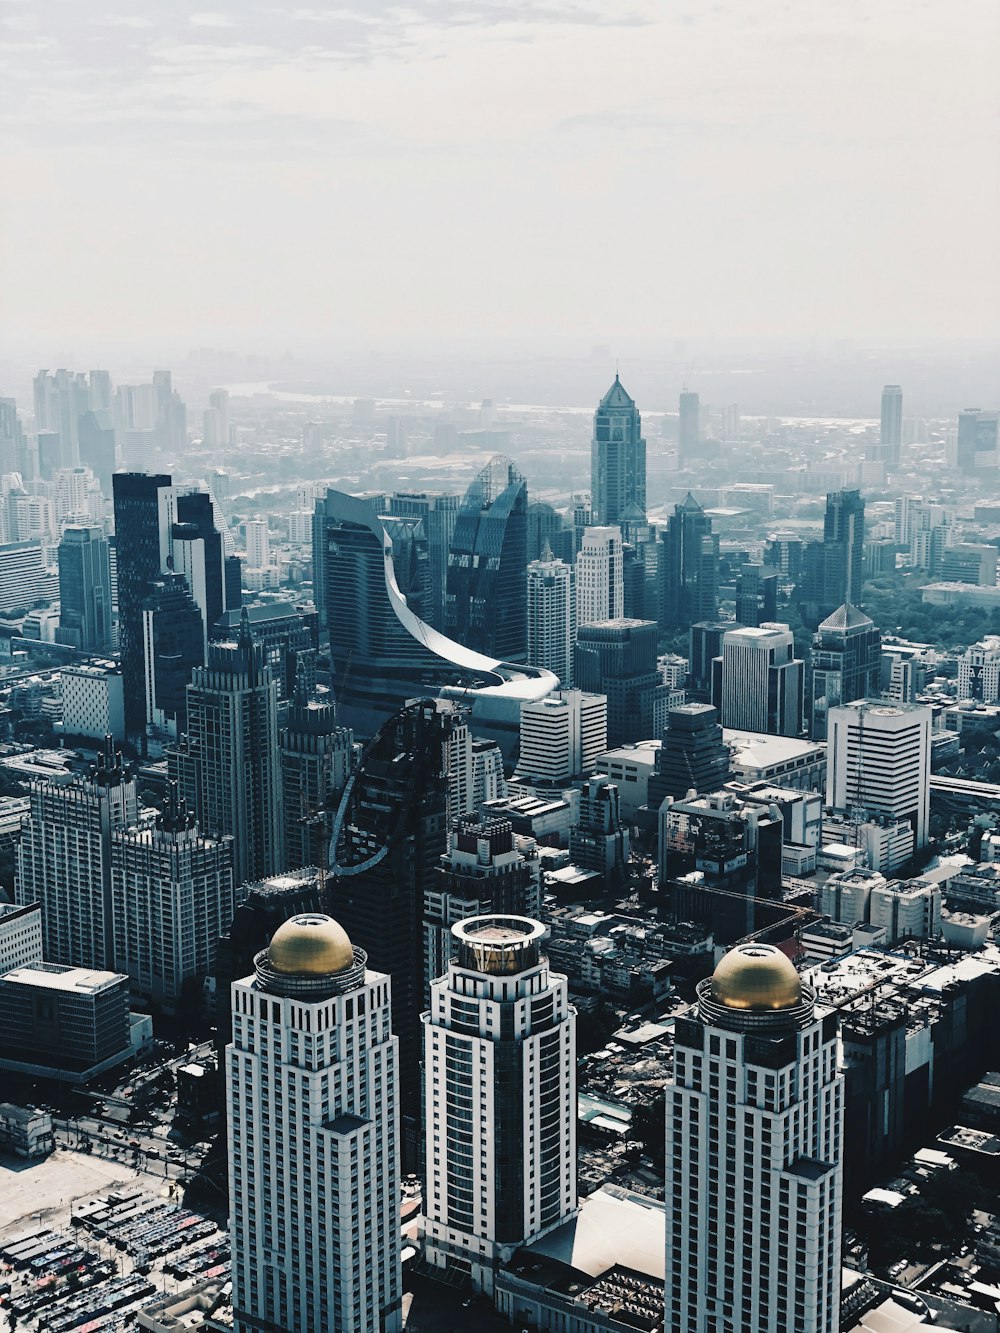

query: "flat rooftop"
xmin=518 ymin=1184 xmax=665 ymax=1281
xmin=1 ymin=961 xmax=126 ymax=995
xmin=724 ymin=729 xmax=824 ymax=768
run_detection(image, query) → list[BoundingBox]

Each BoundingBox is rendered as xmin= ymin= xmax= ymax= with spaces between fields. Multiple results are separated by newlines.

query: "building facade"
xmin=590 ymin=375 xmax=646 ymax=531
xmin=526 ymin=550 xmax=575 ymax=686
xmin=826 ymin=701 xmax=931 ymax=849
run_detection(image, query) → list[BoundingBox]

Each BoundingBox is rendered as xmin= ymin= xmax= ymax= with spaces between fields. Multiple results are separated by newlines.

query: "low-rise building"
xmin=0 ymin=1102 xmax=54 ymax=1158
xmin=0 ymin=901 xmax=43 ymax=972
xmin=58 ymin=660 xmax=125 ymax=741
xmin=0 ymin=961 xmax=133 ymax=1082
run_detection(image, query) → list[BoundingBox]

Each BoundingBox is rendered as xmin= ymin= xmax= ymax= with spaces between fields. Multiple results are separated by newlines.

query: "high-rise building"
xmin=575 ymin=619 xmax=668 ymax=747
xmin=445 ymin=456 xmax=528 ymax=662
xmin=386 ymin=491 xmax=460 ymax=631
xmin=678 ymin=389 xmax=700 ymax=462
xmin=202 ymin=388 xmax=230 ymax=449
xmin=646 ymin=702 xmax=730 ymax=810
xmin=168 ymin=614 xmax=285 ymax=888
xmin=808 ymin=603 xmax=881 ymax=741
xmin=329 ymin=699 xmax=454 ymax=1165
xmin=57 ymin=524 xmax=112 ymax=651
xmin=827 ymin=701 xmax=931 ymax=850
xmin=824 ymin=488 xmax=865 ymax=604
xmin=245 ymin=518 xmax=270 ymax=570
xmin=313 ymin=488 xmax=557 ymax=752
xmin=590 ymin=375 xmax=646 ymax=531
xmin=661 ymin=495 xmax=719 ymax=631
xmin=111 ymin=784 xmax=235 ymax=1011
xmin=423 ymin=816 xmax=540 ymax=997
xmin=0 ymin=541 xmax=53 ymax=613
xmin=526 ymin=501 xmax=574 ymax=564
xmin=112 ymin=472 xmax=175 ymax=738
xmin=568 ymin=774 xmax=629 ymax=890
xmin=735 ymin=562 xmax=778 ymax=628
xmin=423 ymin=914 xmax=576 ymax=1294
xmin=665 ymin=944 xmax=843 ymax=1333
xmin=33 ymin=369 xmax=89 ymax=470
xmin=228 ymin=914 xmax=402 ymax=1333
xmin=713 ymin=623 xmax=804 ymax=737
xmin=576 ymin=526 xmax=624 ymax=630
xmin=0 ymin=397 xmax=26 ymax=478
xmin=526 ymin=548 xmax=574 ymax=686
xmin=952 ymin=409 xmax=1000 ymax=472
xmin=15 ymin=741 xmax=137 ymax=970
xmin=514 ymin=689 xmax=607 ymax=786
xmin=142 ymin=573 xmax=206 ymax=739
xmin=173 ymin=489 xmax=233 ymax=650
xmin=880 ymin=384 xmax=903 ymax=467
xmin=688 ymin=621 xmax=736 ymax=702
xmin=279 ymin=678 xmax=354 ymax=873
xmin=958 ymin=636 xmax=1000 ymax=703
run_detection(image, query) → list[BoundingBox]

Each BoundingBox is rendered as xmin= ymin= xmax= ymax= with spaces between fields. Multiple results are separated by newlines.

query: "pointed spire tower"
xmin=591 ymin=371 xmax=646 ymax=529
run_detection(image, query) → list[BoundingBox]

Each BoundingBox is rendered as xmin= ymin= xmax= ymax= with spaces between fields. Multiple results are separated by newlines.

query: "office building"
xmin=678 ymin=389 xmax=700 ymax=462
xmin=57 ymin=524 xmax=112 ymax=651
xmin=688 ymin=621 xmax=734 ymax=702
xmin=0 ymin=962 xmax=134 ymax=1083
xmin=228 ymin=914 xmax=402 ymax=1333
xmin=314 ymin=488 xmax=556 ymax=751
xmin=0 ymin=541 xmax=51 ymax=613
xmin=168 ymin=614 xmax=284 ymax=888
xmin=712 ymin=623 xmax=804 ymax=737
xmin=801 ymin=489 xmax=866 ymax=623
xmin=111 ymin=785 xmax=235 ymax=1011
xmin=827 ymin=701 xmax=932 ymax=849
xmin=245 ymin=518 xmax=270 ymax=570
xmin=940 ymin=542 xmax=998 ymax=586
xmin=202 ymin=388 xmax=230 ymax=448
xmin=576 ymin=619 xmax=668 ymax=747
xmin=526 ymin=548 xmax=574 ymax=685
xmin=959 ymin=636 xmax=1000 ymax=702
xmin=868 ymin=879 xmax=942 ymax=944
xmin=735 ymin=562 xmax=778 ymax=628
xmin=329 ymin=699 xmax=454 ymax=1166
xmin=576 ymin=526 xmax=624 ymax=630
xmin=568 ymin=774 xmax=629 ymax=890
xmin=515 ymin=690 xmax=607 ymax=786
xmin=0 ymin=903 xmax=43 ymax=973
xmin=279 ymin=679 xmax=354 ymax=873
xmin=665 ymin=944 xmax=843 ymax=1332
xmin=880 ymin=384 xmax=903 ymax=467
xmin=15 ymin=742 xmax=137 ymax=970
xmin=646 ymin=702 xmax=730 ymax=809
xmin=423 ymin=816 xmax=540 ymax=997
xmin=60 ymin=660 xmax=125 ymax=741
xmin=33 ymin=369 xmax=89 ymax=470
xmin=386 ymin=491 xmax=460 ymax=631
xmin=590 ymin=374 xmax=646 ymax=531
xmin=423 ymin=914 xmax=576 ymax=1294
xmin=172 ymin=489 xmax=234 ymax=651
xmin=212 ymin=600 xmax=318 ymax=701
xmin=142 ymin=574 xmax=206 ymax=739
xmin=952 ymin=409 xmax=1000 ymax=472
xmin=662 ymin=495 xmax=719 ymax=631
xmin=445 ymin=456 xmax=528 ymax=662
xmin=809 ymin=603 xmax=881 ymax=741
xmin=112 ymin=472 xmax=176 ymax=737
xmin=526 ymin=501 xmax=574 ymax=565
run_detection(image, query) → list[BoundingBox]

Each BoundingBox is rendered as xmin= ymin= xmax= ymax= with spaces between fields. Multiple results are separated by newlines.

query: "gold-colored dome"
xmin=268 ymin=914 xmax=354 ymax=977
xmin=710 ymin=944 xmax=801 ymax=1012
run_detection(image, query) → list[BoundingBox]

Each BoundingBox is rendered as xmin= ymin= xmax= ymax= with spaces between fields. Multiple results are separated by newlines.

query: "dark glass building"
xmin=112 ymin=471 xmax=173 ymax=738
xmin=661 ymin=493 xmax=720 ymax=632
xmin=647 ymin=702 xmax=731 ymax=812
xmin=77 ymin=410 xmax=117 ymax=495
xmin=142 ymin=574 xmax=205 ymax=736
xmin=574 ymin=617 xmax=668 ymax=747
xmin=799 ymin=489 xmax=866 ymax=625
xmin=213 ymin=600 xmax=319 ymax=701
xmin=808 ymin=602 xmax=881 ymax=741
xmin=57 ymin=524 xmax=112 ymax=651
xmin=445 ymin=456 xmax=528 ymax=662
xmin=590 ymin=375 xmax=646 ymax=531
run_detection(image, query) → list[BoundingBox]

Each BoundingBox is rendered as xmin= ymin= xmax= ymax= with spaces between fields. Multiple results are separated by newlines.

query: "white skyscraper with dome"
xmin=227 ymin=913 xmax=402 ymax=1333
xmin=665 ymin=943 xmax=843 ymax=1333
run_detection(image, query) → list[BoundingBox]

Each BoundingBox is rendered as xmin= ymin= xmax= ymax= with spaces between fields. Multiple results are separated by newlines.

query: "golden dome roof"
xmin=710 ymin=944 xmax=801 ymax=1012
xmin=268 ymin=914 xmax=354 ymax=977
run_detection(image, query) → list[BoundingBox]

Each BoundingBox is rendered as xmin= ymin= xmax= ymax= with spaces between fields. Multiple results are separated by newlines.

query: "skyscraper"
xmin=514 ymin=689 xmax=607 ymax=786
xmin=111 ymin=784 xmax=234 ymax=1011
xmin=423 ymin=914 xmax=576 ymax=1294
xmin=735 ymin=562 xmax=778 ymax=628
xmin=173 ymin=488 xmax=233 ymax=650
xmin=228 ymin=914 xmax=402 ymax=1333
xmin=386 ymin=491 xmax=460 ymax=631
xmin=15 ymin=741 xmax=137 ymax=970
xmin=713 ymin=623 xmax=804 ymax=737
xmin=824 ymin=488 xmax=865 ymax=604
xmin=661 ymin=494 xmax=719 ymax=632
xmin=646 ymin=702 xmax=731 ymax=809
xmin=168 ymin=613 xmax=285 ymax=888
xmin=665 ymin=943 xmax=843 ymax=1332
xmin=568 ymin=774 xmax=629 ymax=890
xmin=880 ymin=384 xmax=903 ymax=467
xmin=576 ymin=526 xmax=624 ymax=630
xmin=57 ymin=524 xmax=112 ymax=652
xmin=952 ymin=408 xmax=1000 ymax=472
xmin=678 ymin=388 xmax=700 ymax=462
xmin=328 ymin=698 xmax=454 ymax=1165
xmin=279 ymin=677 xmax=354 ymax=873
xmin=827 ymin=701 xmax=931 ymax=849
xmin=142 ymin=574 xmax=206 ymax=739
xmin=33 ymin=369 xmax=89 ymax=470
xmin=808 ymin=603 xmax=881 ymax=741
xmin=526 ymin=501 xmax=574 ymax=564
xmin=446 ymin=456 xmax=528 ymax=662
xmin=112 ymin=472 xmax=175 ymax=738
xmin=526 ymin=547 xmax=574 ymax=685
xmin=590 ymin=374 xmax=646 ymax=531
xmin=575 ymin=619 xmax=669 ymax=747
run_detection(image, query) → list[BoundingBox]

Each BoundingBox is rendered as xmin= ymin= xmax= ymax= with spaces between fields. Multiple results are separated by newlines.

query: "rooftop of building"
xmin=509 ymin=1183 xmax=665 ymax=1282
xmin=723 ymin=729 xmax=824 ymax=768
xmin=0 ymin=961 xmax=126 ymax=995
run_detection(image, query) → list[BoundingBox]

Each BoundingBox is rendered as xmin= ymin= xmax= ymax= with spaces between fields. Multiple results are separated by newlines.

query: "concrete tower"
xmin=665 ymin=943 xmax=843 ymax=1332
xmin=526 ymin=546 xmax=575 ymax=686
xmin=228 ymin=912 xmax=402 ymax=1332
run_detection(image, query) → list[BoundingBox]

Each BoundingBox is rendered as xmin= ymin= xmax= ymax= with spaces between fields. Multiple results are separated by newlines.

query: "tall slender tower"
xmin=228 ymin=913 xmax=402 ymax=1333
xmin=576 ymin=526 xmax=624 ymax=630
xmin=278 ymin=677 xmax=354 ymax=872
xmin=661 ymin=494 xmax=719 ymax=631
xmin=823 ymin=488 xmax=865 ymax=606
xmin=15 ymin=740 xmax=137 ymax=969
xmin=526 ymin=545 xmax=575 ymax=685
xmin=591 ymin=374 xmax=646 ymax=531
xmin=678 ymin=388 xmax=700 ymax=462
xmin=665 ymin=944 xmax=843 ymax=1333
xmin=169 ymin=612 xmax=284 ymax=888
xmin=880 ymin=384 xmax=903 ymax=467
xmin=423 ymin=915 xmax=576 ymax=1294
xmin=808 ymin=603 xmax=881 ymax=741
xmin=112 ymin=472 xmax=175 ymax=738
xmin=57 ymin=524 xmax=112 ymax=652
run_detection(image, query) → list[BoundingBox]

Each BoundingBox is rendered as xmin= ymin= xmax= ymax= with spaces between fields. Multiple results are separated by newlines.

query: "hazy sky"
xmin=1 ymin=0 xmax=998 ymax=357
